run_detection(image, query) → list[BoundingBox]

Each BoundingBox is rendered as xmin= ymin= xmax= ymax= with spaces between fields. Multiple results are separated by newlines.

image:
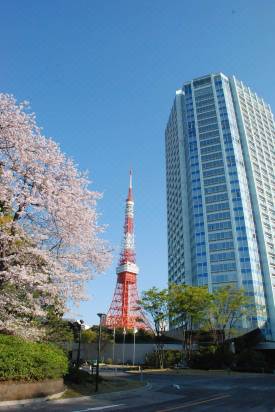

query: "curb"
xmin=127 ymin=369 xmax=274 ymax=378
xmin=0 ymin=391 xmax=66 ymax=408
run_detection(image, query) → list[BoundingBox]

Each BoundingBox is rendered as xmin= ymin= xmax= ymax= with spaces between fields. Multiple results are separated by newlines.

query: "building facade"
xmin=165 ymin=73 xmax=275 ymax=339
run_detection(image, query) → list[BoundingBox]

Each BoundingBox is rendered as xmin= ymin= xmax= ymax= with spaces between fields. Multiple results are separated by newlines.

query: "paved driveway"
xmin=1 ymin=370 xmax=275 ymax=411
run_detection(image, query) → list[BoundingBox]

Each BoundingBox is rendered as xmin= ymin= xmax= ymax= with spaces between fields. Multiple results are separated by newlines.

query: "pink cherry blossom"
xmin=0 ymin=94 xmax=112 ymax=339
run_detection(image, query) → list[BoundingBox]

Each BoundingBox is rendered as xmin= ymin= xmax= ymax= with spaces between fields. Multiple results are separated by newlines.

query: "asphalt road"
xmin=1 ymin=370 xmax=275 ymax=411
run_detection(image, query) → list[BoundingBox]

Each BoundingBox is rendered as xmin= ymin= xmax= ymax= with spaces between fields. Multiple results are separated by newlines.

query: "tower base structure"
xmin=105 ymin=269 xmax=151 ymax=330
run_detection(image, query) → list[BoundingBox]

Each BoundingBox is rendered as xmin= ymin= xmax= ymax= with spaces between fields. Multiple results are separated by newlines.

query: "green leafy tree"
xmin=205 ymin=285 xmax=251 ymax=345
xmin=43 ymin=308 xmax=74 ymax=348
xmin=81 ymin=329 xmax=98 ymax=343
xmin=139 ymin=287 xmax=169 ymax=368
xmin=169 ymin=284 xmax=211 ymax=359
xmin=89 ymin=326 xmax=112 ymax=351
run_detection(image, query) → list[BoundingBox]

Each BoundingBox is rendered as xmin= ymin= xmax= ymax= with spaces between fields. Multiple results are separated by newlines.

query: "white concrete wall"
xmin=71 ymin=343 xmax=182 ymax=364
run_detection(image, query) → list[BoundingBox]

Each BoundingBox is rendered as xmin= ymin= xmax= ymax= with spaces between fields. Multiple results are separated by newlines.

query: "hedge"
xmin=0 ymin=334 xmax=68 ymax=381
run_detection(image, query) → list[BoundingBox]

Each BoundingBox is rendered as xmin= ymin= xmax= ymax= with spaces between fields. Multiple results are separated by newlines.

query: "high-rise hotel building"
xmin=165 ymin=73 xmax=275 ymax=339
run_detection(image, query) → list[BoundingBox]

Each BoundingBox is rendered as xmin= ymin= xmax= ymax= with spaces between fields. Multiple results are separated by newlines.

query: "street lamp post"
xmin=112 ymin=327 xmax=116 ymax=365
xmin=182 ymin=320 xmax=186 ymax=364
xmin=76 ymin=320 xmax=84 ymax=367
xmin=132 ymin=328 xmax=138 ymax=366
xmin=122 ymin=327 xmax=126 ymax=365
xmin=95 ymin=313 xmax=106 ymax=393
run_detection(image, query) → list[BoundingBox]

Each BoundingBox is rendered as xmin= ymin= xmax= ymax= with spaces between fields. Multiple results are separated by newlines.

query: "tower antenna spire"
xmin=127 ymin=168 xmax=133 ymax=201
xmin=129 ymin=168 xmax=132 ymax=189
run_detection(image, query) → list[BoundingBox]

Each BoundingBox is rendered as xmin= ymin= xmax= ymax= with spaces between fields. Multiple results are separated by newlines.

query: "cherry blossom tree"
xmin=0 ymin=94 xmax=112 ymax=339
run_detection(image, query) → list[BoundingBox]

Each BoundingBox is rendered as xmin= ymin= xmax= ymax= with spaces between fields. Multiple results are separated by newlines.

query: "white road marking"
xmin=72 ymin=404 xmax=125 ymax=412
xmin=157 ymin=394 xmax=231 ymax=412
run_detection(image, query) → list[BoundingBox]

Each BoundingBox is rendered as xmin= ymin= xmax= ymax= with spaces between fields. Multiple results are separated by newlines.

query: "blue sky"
xmin=1 ymin=0 xmax=275 ymax=325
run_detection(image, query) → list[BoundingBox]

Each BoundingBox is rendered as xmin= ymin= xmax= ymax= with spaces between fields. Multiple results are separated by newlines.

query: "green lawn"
xmin=62 ymin=377 xmax=144 ymax=398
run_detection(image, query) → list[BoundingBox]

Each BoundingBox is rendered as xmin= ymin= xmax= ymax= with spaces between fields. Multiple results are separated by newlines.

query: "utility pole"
xmin=133 ymin=327 xmax=137 ymax=366
xmin=122 ymin=327 xmax=126 ymax=365
xmin=95 ymin=313 xmax=106 ymax=392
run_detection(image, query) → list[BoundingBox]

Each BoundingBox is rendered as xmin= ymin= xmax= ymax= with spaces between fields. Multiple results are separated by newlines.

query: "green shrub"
xmin=144 ymin=350 xmax=182 ymax=368
xmin=188 ymin=345 xmax=234 ymax=370
xmin=164 ymin=350 xmax=182 ymax=367
xmin=144 ymin=351 xmax=158 ymax=368
xmin=0 ymin=334 xmax=68 ymax=381
xmin=233 ymin=349 xmax=268 ymax=372
xmin=188 ymin=347 xmax=217 ymax=370
xmin=64 ymin=367 xmax=97 ymax=384
xmin=188 ymin=346 xmax=269 ymax=372
xmin=214 ymin=345 xmax=235 ymax=368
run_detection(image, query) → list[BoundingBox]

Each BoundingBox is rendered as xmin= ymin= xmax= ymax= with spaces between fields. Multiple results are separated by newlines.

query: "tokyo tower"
xmin=105 ymin=171 xmax=151 ymax=331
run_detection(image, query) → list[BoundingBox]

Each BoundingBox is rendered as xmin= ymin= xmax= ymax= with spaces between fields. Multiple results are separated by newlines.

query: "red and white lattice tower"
xmin=105 ymin=171 xmax=151 ymax=331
